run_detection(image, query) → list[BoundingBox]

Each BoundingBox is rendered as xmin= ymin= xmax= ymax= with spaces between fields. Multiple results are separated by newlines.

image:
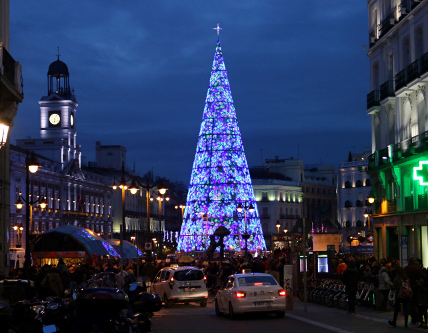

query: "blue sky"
xmin=9 ymin=1 xmax=370 ymax=183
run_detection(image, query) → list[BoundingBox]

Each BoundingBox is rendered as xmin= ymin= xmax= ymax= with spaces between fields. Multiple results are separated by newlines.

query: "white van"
xmin=151 ymin=265 xmax=208 ymax=307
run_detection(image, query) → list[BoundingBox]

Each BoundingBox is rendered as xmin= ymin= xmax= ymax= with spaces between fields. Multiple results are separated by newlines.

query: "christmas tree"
xmin=177 ymin=37 xmax=266 ymax=253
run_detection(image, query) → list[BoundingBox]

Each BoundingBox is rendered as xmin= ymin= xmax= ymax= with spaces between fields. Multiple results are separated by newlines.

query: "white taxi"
xmin=215 ymin=272 xmax=286 ymax=319
xmin=151 ymin=265 xmax=208 ymax=307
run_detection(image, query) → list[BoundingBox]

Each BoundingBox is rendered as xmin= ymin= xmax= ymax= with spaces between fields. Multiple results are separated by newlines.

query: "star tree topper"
xmin=213 ymin=23 xmax=222 ymax=37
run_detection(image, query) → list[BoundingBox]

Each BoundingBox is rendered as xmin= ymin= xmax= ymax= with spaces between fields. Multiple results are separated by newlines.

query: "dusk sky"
xmin=9 ymin=1 xmax=370 ymax=184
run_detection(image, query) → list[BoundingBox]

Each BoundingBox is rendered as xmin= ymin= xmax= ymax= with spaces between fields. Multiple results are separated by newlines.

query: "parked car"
xmin=151 ymin=265 xmax=208 ymax=307
xmin=215 ymin=272 xmax=286 ymax=319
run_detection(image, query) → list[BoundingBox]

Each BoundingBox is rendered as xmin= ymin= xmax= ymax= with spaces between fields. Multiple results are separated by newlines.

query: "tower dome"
xmin=48 ymin=58 xmax=69 ymax=77
xmin=46 ymin=55 xmax=71 ymax=96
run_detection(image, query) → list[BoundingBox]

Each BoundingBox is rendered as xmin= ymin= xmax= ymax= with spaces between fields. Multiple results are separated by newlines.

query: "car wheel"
xmin=276 ymin=311 xmax=285 ymax=319
xmin=163 ymin=293 xmax=172 ymax=308
xmin=229 ymin=302 xmax=236 ymax=319
xmin=200 ymin=299 xmax=207 ymax=307
xmin=215 ymin=300 xmax=223 ymax=316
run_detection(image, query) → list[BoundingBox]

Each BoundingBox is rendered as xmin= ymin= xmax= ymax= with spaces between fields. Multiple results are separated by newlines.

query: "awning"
xmin=36 ymin=225 xmax=119 ymax=257
xmin=105 ymin=238 xmax=143 ymax=258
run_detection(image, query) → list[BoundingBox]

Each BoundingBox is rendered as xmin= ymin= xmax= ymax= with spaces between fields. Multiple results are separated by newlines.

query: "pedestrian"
xmin=378 ymin=266 xmax=393 ymax=311
xmin=342 ymin=259 xmax=359 ymax=314
xmin=405 ymin=257 xmax=422 ymax=325
xmin=388 ymin=267 xmax=412 ymax=328
xmin=416 ymin=269 xmax=428 ymax=329
xmin=337 ymin=259 xmax=347 ymax=274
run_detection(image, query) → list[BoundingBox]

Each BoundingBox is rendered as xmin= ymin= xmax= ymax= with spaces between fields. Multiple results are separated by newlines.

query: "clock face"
xmin=70 ymin=114 xmax=74 ymax=127
xmin=49 ymin=113 xmax=60 ymax=125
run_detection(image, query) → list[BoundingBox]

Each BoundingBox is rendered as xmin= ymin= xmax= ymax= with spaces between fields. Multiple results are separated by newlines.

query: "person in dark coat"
xmin=342 ymin=259 xmax=359 ymax=314
xmin=405 ymin=257 xmax=422 ymax=325
xmin=388 ymin=267 xmax=410 ymax=328
xmin=416 ymin=269 xmax=428 ymax=328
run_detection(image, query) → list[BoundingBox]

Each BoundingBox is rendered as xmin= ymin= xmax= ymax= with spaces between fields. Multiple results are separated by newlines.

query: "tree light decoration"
xmin=177 ymin=40 xmax=266 ymax=252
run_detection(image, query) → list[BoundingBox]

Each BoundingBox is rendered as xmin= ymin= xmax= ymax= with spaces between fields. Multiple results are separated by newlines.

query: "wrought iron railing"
xmin=380 ymin=80 xmax=395 ymax=100
xmin=367 ymin=90 xmax=380 ymax=109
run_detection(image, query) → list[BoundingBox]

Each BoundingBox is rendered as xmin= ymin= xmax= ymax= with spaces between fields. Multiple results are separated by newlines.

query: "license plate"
xmin=254 ymin=301 xmax=272 ymax=306
xmin=184 ymin=288 xmax=196 ymax=292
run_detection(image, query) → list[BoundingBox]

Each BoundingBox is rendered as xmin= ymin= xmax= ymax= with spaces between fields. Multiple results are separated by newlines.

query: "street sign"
xmin=145 ymin=242 xmax=152 ymax=250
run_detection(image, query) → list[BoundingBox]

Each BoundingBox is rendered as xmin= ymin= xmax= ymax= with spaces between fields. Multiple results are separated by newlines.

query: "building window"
xmin=261 ymin=192 xmax=268 ymax=201
xmin=356 ymin=180 xmax=363 ymax=187
xmin=345 ymin=181 xmax=352 ymax=188
xmin=365 ymin=179 xmax=371 ymax=186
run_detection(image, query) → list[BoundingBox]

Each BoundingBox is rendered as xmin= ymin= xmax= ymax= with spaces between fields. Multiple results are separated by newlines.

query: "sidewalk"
xmin=287 ymin=297 xmax=420 ymax=332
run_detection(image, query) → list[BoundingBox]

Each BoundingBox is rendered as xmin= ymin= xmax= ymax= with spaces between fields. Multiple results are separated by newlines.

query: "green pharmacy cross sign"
xmin=413 ymin=161 xmax=428 ymax=185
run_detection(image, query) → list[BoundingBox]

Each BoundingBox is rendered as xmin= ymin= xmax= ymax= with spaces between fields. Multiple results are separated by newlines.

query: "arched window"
xmin=346 ymin=221 xmax=351 ymax=228
xmin=356 ymin=200 xmax=362 ymax=207
xmin=345 ymin=200 xmax=353 ymax=208
xmin=345 ymin=181 xmax=352 ymax=188
xmin=356 ymin=180 xmax=363 ymax=187
xmin=365 ymin=179 xmax=372 ymax=186
xmin=356 ymin=220 xmax=363 ymax=228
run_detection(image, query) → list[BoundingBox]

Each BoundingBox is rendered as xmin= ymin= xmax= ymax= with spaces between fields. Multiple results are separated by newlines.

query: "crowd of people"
xmin=334 ymin=255 xmax=428 ymax=328
xmin=3 ymin=251 xmax=428 ymax=329
xmin=0 ymin=254 xmax=288 ymax=300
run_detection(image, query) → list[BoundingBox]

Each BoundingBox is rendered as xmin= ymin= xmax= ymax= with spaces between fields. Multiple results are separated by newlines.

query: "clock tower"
xmin=17 ymin=55 xmax=81 ymax=169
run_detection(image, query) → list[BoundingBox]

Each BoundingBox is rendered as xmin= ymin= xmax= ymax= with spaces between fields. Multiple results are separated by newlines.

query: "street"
xmin=151 ymin=296 xmax=421 ymax=333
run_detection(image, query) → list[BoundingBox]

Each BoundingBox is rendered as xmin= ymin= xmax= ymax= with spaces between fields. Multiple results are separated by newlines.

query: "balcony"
xmin=0 ymin=45 xmax=23 ymax=104
xmin=367 ymin=90 xmax=380 ymax=110
xmin=378 ymin=8 xmax=396 ymax=38
xmin=387 ymin=199 xmax=397 ymax=213
xmin=405 ymin=196 xmax=414 ymax=211
xmin=407 ymin=59 xmax=420 ymax=83
xmin=395 ymin=51 xmax=428 ymax=92
xmin=418 ymin=194 xmax=428 ymax=210
xmin=395 ymin=68 xmax=407 ymax=91
xmin=380 ymin=80 xmax=395 ymax=101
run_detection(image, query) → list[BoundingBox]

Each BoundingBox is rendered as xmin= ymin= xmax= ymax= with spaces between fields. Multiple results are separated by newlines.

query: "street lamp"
xmin=13 ymin=224 xmax=23 ymax=247
xmin=175 ymin=205 xmax=186 ymax=220
xmin=157 ymin=193 xmax=169 ymax=258
xmin=15 ymin=151 xmax=46 ymax=274
xmin=112 ymin=161 xmax=135 ymax=273
xmin=237 ymin=202 xmax=254 ymax=258
xmin=349 ymin=236 xmax=354 ymax=255
xmin=364 ymin=208 xmax=372 ymax=229
xmin=128 ymin=176 xmax=167 ymax=257
xmin=0 ymin=119 xmax=9 ymax=149
xmin=276 ymin=222 xmax=281 ymax=234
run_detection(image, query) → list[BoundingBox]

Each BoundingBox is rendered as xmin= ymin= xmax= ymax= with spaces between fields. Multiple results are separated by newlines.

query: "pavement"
xmin=287 ymin=297 xmax=424 ymax=332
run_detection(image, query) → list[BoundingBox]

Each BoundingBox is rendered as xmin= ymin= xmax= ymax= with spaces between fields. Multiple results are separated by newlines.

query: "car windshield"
xmin=237 ymin=275 xmax=278 ymax=286
xmin=174 ymin=269 xmax=204 ymax=281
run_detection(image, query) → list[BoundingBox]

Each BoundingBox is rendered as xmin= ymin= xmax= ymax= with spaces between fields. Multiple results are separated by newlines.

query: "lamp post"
xmin=276 ymin=222 xmax=281 ymax=234
xmin=175 ymin=205 xmax=186 ymax=220
xmin=13 ymin=224 xmax=23 ymax=247
xmin=349 ymin=236 xmax=353 ymax=255
xmin=157 ymin=193 xmax=169 ymax=258
xmin=15 ymin=151 xmax=46 ymax=274
xmin=112 ymin=162 xmax=135 ymax=273
xmin=128 ymin=177 xmax=167 ymax=258
xmin=236 ymin=202 xmax=254 ymax=258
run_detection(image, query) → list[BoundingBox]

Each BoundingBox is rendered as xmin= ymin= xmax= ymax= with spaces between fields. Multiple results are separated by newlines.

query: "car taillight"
xmin=235 ymin=291 xmax=246 ymax=298
xmin=203 ymin=275 xmax=207 ymax=284
xmin=169 ymin=276 xmax=175 ymax=289
xmin=278 ymin=289 xmax=286 ymax=297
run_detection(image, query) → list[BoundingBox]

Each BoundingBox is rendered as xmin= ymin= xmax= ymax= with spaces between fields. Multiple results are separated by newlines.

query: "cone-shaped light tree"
xmin=177 ymin=38 xmax=267 ymax=253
